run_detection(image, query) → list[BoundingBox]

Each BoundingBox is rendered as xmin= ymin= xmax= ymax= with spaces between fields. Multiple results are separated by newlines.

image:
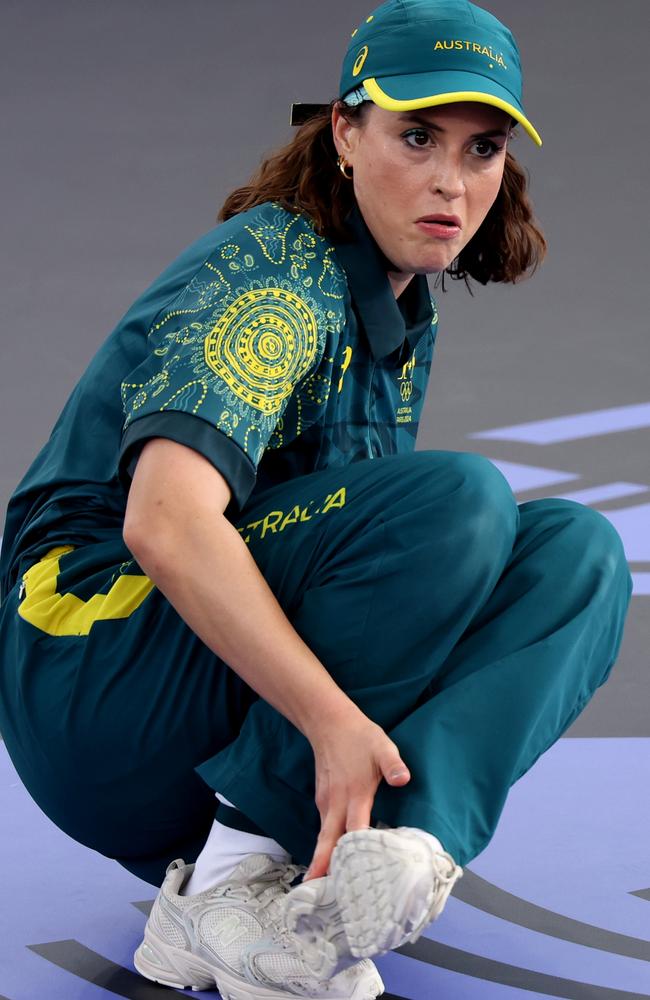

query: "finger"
xmin=305 ymin=806 xmax=346 ymax=881
xmin=380 ymin=746 xmax=411 ymax=786
xmin=345 ymin=795 xmax=375 ymax=832
xmin=307 ymin=828 xmax=339 ymax=880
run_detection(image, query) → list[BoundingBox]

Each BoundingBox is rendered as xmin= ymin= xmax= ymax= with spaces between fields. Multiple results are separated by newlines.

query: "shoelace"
xmin=407 ymin=849 xmax=463 ymax=943
xmin=223 ymin=861 xmax=308 ymax=947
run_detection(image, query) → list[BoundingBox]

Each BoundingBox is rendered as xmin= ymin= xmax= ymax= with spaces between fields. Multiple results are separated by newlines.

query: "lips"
xmin=415 ymin=215 xmax=463 ymax=242
xmin=417 ymin=214 xmax=462 ymax=228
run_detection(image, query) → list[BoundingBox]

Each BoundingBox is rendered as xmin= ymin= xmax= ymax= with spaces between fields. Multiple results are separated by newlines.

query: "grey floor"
xmin=1 ymin=0 xmax=648 ymax=740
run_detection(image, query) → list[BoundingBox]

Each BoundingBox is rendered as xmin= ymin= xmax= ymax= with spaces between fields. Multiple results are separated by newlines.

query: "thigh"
xmin=238 ymin=449 xmax=519 ymax=698
xmin=238 ymin=448 xmax=518 ymax=615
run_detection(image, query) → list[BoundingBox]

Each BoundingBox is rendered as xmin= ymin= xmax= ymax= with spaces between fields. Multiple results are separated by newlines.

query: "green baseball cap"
xmin=339 ymin=0 xmax=542 ymax=146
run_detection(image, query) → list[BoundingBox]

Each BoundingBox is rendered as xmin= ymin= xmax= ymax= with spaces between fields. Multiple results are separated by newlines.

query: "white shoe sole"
xmin=134 ymin=923 xmax=384 ymax=999
xmin=134 ymin=928 xmax=216 ymax=992
xmin=285 ymin=827 xmax=461 ymax=979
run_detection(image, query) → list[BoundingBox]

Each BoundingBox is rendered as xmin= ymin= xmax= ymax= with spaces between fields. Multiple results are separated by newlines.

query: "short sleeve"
xmin=118 ymin=207 xmax=339 ymax=510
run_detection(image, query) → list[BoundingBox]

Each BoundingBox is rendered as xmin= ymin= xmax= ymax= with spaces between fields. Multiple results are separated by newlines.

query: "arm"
xmin=123 ymin=436 xmax=360 ymax=738
xmin=123 ymin=437 xmax=411 ymax=877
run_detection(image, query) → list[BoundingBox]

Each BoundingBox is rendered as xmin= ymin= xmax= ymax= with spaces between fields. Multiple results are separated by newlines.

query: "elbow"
xmin=122 ymin=510 xmax=174 ymax=583
xmin=121 ymin=437 xmax=235 ymax=579
xmin=122 ymin=511 xmax=145 ymax=562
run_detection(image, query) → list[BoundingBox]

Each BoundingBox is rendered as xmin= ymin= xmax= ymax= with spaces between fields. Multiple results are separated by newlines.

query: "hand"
xmin=303 ymin=711 xmax=411 ymax=881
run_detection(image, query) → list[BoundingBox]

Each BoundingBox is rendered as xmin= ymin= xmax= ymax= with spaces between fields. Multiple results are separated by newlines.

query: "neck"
xmin=387 ymin=270 xmax=415 ymax=300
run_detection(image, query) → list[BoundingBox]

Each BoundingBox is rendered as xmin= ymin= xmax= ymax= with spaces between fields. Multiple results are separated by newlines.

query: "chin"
xmin=403 ymin=244 xmax=459 ymax=275
xmin=409 ymin=254 xmax=456 ymax=275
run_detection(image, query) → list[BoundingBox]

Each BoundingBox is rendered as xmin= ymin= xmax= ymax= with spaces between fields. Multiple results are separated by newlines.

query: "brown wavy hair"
xmin=219 ymin=100 xmax=546 ymax=287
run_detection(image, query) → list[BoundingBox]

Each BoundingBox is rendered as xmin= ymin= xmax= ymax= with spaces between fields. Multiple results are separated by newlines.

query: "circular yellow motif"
xmin=259 ymin=332 xmax=283 ymax=359
xmin=352 ymin=45 xmax=369 ymax=77
xmin=204 ymin=288 xmax=318 ymax=415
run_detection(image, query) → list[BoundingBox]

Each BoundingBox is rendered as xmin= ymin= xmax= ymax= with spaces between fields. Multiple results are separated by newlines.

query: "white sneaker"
xmin=284 ymin=826 xmax=463 ymax=979
xmin=133 ymin=853 xmax=385 ymax=999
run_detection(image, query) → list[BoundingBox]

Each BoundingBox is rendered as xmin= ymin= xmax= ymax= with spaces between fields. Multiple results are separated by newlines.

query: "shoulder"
xmin=198 ymin=203 xmax=349 ymax=328
xmin=138 ymin=203 xmax=349 ymax=406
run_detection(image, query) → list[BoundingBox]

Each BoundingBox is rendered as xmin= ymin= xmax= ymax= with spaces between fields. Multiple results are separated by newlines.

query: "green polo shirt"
xmin=0 ymin=201 xmax=438 ymax=600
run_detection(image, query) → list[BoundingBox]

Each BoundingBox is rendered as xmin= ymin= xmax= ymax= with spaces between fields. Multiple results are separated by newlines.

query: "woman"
xmin=0 ymin=0 xmax=633 ymax=998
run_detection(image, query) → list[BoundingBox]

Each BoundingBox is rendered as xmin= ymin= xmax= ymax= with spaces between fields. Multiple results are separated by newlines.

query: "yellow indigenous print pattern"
xmin=121 ymin=204 xmax=347 ymax=468
xmin=204 ymin=287 xmax=319 ymax=415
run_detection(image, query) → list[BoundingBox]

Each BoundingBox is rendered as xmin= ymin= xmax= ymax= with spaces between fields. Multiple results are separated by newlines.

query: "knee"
xmin=539 ymin=497 xmax=626 ymax=566
xmin=411 ymin=451 xmax=519 ymax=577
xmin=530 ymin=498 xmax=629 ymax=578
xmin=574 ymin=505 xmax=632 ymax=605
xmin=449 ymin=452 xmax=519 ymax=546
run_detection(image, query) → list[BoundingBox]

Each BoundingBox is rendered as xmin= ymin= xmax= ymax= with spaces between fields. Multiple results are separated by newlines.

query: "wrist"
xmin=300 ymin=691 xmax=366 ymax=746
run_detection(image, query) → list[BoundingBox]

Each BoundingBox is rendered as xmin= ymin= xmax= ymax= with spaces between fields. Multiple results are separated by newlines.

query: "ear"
xmin=331 ymin=103 xmax=359 ymax=161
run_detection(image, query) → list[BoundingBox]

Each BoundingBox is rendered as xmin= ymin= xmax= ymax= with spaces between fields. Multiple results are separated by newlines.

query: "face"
xmin=332 ymin=101 xmax=511 ymax=276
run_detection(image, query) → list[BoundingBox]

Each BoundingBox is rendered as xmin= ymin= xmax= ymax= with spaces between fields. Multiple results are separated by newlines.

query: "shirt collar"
xmin=331 ymin=205 xmax=434 ymax=362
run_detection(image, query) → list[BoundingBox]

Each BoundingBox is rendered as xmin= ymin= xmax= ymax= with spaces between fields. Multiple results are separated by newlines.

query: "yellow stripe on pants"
xmin=18 ymin=545 xmax=155 ymax=637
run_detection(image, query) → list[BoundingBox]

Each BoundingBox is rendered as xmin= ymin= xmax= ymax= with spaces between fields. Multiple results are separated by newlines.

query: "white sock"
xmin=182 ymin=810 xmax=291 ymax=896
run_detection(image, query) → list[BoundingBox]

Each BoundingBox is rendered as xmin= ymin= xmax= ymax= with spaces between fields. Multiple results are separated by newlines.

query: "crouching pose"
xmin=0 ymin=0 xmax=633 ymax=997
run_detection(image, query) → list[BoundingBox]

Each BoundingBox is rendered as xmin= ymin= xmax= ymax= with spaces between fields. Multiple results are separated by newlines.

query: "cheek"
xmin=355 ymin=140 xmax=409 ymax=203
xmin=467 ymin=167 xmax=504 ymax=232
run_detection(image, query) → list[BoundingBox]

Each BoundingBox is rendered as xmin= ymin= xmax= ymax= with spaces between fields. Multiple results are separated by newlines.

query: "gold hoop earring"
xmin=337 ymin=155 xmax=353 ymax=180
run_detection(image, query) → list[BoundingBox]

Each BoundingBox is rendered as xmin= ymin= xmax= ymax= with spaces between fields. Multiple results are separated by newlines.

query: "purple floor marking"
xmin=552 ymin=483 xmax=649 ymax=506
xmin=631 ymin=573 xmax=650 ymax=595
xmin=466 ymin=739 xmax=650 ymax=936
xmin=596 ymin=504 xmax=650 ymax=562
xmin=410 ymin=739 xmax=650 ymax=994
xmin=469 ymin=402 xmax=650 ymax=444
xmin=424 ymin=896 xmax=650 ymax=993
xmin=377 ymin=949 xmax=560 ymax=999
xmin=3 ymin=738 xmax=650 ymax=998
xmin=480 ymin=459 xmax=579 ymax=493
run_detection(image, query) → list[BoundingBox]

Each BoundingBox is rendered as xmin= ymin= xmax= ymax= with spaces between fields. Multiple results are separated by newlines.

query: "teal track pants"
xmin=0 ymin=452 xmax=634 ymax=885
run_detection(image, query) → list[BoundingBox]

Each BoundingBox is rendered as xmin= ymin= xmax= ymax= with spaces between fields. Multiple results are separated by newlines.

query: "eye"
xmin=403 ymin=128 xmax=433 ymax=149
xmin=469 ymin=138 xmax=503 ymax=158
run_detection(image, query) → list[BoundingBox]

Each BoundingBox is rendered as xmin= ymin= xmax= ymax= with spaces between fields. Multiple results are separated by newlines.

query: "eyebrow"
xmin=397 ymin=112 xmax=510 ymax=139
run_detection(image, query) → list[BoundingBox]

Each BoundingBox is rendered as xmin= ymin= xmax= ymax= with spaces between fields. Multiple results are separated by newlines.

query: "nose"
xmin=431 ymin=153 xmax=465 ymax=201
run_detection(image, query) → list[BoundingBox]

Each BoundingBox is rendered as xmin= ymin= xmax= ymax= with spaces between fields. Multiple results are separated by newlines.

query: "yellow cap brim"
xmin=364 ymin=77 xmax=542 ymax=147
